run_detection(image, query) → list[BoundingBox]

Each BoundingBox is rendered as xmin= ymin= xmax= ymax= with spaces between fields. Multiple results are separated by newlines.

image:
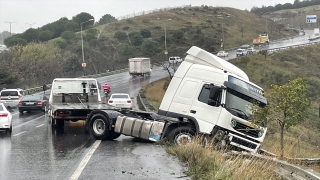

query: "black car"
xmin=18 ymin=95 xmax=48 ymax=113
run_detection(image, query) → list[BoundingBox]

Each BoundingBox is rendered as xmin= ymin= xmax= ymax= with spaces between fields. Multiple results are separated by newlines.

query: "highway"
xmin=0 ymin=29 xmax=319 ymax=180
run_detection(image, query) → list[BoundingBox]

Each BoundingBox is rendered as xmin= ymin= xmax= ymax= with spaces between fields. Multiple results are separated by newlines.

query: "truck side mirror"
xmin=208 ymin=86 xmax=221 ymax=107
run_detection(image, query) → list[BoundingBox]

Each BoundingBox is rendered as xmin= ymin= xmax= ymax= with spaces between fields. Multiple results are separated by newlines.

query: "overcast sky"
xmin=0 ymin=0 xmax=294 ymax=34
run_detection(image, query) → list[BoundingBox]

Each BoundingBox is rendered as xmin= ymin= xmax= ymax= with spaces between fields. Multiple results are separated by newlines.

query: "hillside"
xmin=265 ymin=5 xmax=320 ymax=30
xmin=0 ymin=6 xmax=296 ymax=89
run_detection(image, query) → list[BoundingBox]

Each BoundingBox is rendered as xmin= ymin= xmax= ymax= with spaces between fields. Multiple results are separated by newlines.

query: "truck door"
xmin=189 ymin=84 xmax=223 ymax=134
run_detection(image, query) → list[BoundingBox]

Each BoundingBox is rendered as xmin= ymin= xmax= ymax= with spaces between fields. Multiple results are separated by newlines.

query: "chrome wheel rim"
xmin=93 ymin=119 xmax=105 ymax=135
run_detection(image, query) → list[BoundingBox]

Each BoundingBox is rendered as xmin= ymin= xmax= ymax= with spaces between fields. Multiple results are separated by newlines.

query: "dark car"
xmin=18 ymin=95 xmax=48 ymax=114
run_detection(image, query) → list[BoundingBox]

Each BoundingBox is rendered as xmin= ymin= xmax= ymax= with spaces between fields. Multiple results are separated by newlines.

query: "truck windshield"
xmin=225 ymin=88 xmax=265 ymax=120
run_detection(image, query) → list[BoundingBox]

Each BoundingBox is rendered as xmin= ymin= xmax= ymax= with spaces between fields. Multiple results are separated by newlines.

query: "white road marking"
xmin=69 ymin=140 xmax=101 ymax=180
xmin=36 ymin=124 xmax=44 ymax=128
xmin=13 ymin=131 xmax=27 ymax=136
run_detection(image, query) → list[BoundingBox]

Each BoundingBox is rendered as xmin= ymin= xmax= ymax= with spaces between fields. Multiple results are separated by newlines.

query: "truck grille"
xmin=233 ymin=121 xmax=260 ymax=138
xmin=231 ymin=136 xmax=257 ymax=150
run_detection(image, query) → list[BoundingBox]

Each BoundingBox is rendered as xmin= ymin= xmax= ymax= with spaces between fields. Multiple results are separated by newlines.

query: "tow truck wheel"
xmin=168 ymin=126 xmax=195 ymax=145
xmin=57 ymin=120 xmax=64 ymax=128
xmin=89 ymin=113 xmax=111 ymax=140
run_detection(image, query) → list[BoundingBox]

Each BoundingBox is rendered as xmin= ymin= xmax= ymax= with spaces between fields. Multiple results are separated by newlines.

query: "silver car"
xmin=0 ymin=88 xmax=24 ymax=108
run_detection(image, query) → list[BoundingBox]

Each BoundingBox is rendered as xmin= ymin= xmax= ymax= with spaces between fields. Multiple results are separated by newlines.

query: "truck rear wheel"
xmin=57 ymin=120 xmax=64 ymax=128
xmin=89 ymin=113 xmax=111 ymax=140
xmin=168 ymin=126 xmax=195 ymax=145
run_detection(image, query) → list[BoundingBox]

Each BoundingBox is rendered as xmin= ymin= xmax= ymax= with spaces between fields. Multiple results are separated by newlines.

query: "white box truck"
xmin=128 ymin=57 xmax=151 ymax=76
xmin=83 ymin=46 xmax=267 ymax=153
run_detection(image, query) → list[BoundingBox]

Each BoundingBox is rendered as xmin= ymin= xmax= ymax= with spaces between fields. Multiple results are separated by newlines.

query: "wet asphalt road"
xmin=0 ymin=66 xmax=189 ymax=180
xmin=1 ymin=31 xmax=319 ymax=180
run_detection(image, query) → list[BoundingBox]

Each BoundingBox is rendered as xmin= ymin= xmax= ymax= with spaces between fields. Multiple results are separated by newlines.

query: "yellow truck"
xmin=253 ymin=33 xmax=269 ymax=46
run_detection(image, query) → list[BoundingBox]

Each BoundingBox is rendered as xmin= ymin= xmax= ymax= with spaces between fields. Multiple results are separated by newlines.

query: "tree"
xmin=98 ymin=14 xmax=117 ymax=25
xmin=39 ymin=30 xmax=54 ymax=41
xmin=116 ymin=43 xmax=135 ymax=60
xmin=64 ymin=21 xmax=79 ymax=32
xmin=72 ymin=12 xmax=94 ymax=29
xmin=140 ymin=29 xmax=151 ymax=38
xmin=141 ymin=40 xmax=161 ymax=57
xmin=61 ymin=31 xmax=75 ymax=42
xmin=4 ymin=37 xmax=27 ymax=47
xmin=114 ymin=31 xmax=127 ymax=41
xmin=23 ymin=28 xmax=39 ymax=43
xmin=254 ymin=78 xmax=310 ymax=158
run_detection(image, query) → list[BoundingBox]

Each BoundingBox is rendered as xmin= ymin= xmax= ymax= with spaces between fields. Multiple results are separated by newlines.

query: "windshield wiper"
xmin=228 ymin=108 xmax=249 ymax=120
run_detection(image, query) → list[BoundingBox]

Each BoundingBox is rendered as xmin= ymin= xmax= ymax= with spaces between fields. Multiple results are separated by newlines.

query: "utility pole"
xmin=4 ymin=22 xmax=16 ymax=36
xmin=26 ymin=23 xmax=36 ymax=28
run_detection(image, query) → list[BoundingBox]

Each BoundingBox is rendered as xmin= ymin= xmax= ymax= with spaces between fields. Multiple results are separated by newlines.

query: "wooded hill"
xmin=0 ymin=6 xmax=294 ymax=89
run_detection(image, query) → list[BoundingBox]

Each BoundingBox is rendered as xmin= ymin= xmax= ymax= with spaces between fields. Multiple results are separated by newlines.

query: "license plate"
xmin=5 ymin=101 xmax=13 ymax=103
xmin=26 ymin=102 xmax=34 ymax=105
xmin=116 ymin=104 xmax=124 ymax=107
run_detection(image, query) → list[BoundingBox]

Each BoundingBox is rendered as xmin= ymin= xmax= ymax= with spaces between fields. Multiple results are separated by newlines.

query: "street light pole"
xmin=4 ymin=22 xmax=16 ymax=37
xmin=80 ymin=19 xmax=94 ymax=76
xmin=26 ymin=23 xmax=36 ymax=28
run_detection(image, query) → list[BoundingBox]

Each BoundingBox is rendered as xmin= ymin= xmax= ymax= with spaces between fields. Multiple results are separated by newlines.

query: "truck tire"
xmin=167 ymin=126 xmax=195 ymax=145
xmin=57 ymin=120 xmax=64 ymax=128
xmin=89 ymin=113 xmax=112 ymax=140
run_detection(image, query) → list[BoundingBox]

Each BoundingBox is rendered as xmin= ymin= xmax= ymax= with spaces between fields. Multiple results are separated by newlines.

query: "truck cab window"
xmin=198 ymin=85 xmax=221 ymax=105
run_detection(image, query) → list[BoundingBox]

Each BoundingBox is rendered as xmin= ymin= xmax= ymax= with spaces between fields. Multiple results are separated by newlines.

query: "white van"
xmin=169 ymin=56 xmax=182 ymax=64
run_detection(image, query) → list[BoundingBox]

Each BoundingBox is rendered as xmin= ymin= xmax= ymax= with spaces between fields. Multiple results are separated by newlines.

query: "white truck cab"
xmin=158 ymin=46 xmax=267 ymax=152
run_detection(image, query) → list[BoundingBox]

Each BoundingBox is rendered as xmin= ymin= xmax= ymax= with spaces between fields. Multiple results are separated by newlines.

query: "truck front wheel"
xmin=168 ymin=126 xmax=195 ymax=145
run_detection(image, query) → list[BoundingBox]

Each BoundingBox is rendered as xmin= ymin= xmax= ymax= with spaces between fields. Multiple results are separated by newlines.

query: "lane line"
xmin=69 ymin=140 xmax=101 ymax=180
xmin=36 ymin=124 xmax=44 ymax=128
xmin=13 ymin=131 xmax=27 ymax=136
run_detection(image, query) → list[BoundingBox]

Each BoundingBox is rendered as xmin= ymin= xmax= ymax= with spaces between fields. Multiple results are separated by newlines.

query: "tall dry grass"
xmin=166 ymin=136 xmax=281 ymax=180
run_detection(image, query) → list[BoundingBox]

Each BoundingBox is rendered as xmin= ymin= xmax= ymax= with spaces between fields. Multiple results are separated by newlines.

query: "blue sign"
xmin=306 ymin=15 xmax=317 ymax=23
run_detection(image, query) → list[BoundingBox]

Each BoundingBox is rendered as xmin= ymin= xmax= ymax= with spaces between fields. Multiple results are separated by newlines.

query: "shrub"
xmin=114 ymin=31 xmax=127 ymax=40
xmin=140 ymin=29 xmax=151 ymax=38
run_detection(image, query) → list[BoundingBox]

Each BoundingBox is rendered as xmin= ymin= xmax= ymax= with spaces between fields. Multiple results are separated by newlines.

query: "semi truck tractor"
xmin=85 ymin=46 xmax=268 ymax=153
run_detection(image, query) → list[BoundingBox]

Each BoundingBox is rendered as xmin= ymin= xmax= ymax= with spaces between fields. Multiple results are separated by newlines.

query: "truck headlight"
xmin=258 ymin=130 xmax=264 ymax=137
xmin=231 ymin=119 xmax=237 ymax=128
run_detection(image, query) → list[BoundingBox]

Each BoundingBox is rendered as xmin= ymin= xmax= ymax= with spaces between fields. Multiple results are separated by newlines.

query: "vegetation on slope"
xmin=0 ymin=6 xmax=295 ymax=89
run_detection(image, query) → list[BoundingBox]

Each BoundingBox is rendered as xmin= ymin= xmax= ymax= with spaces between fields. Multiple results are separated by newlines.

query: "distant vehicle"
xmin=247 ymin=47 xmax=256 ymax=54
xmin=169 ymin=56 xmax=183 ymax=63
xmin=0 ymin=103 xmax=13 ymax=134
xmin=0 ymin=88 xmax=25 ymax=108
xmin=236 ymin=49 xmax=247 ymax=56
xmin=18 ymin=95 xmax=49 ymax=114
xmin=216 ymin=51 xmax=229 ymax=57
xmin=108 ymin=93 xmax=133 ymax=109
xmin=128 ymin=57 xmax=152 ymax=76
xmin=240 ymin=44 xmax=251 ymax=50
xmin=253 ymin=33 xmax=269 ymax=46
xmin=299 ymin=30 xmax=306 ymax=36
xmin=314 ymin=28 xmax=319 ymax=36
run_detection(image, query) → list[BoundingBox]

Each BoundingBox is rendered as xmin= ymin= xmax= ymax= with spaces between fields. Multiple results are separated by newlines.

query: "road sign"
xmin=82 ymin=63 xmax=86 ymax=67
xmin=306 ymin=15 xmax=317 ymax=23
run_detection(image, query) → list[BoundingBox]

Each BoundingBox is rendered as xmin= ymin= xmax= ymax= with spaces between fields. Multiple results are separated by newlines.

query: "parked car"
xmin=0 ymin=88 xmax=24 ymax=108
xmin=0 ymin=103 xmax=13 ymax=134
xmin=236 ymin=49 xmax=247 ymax=56
xmin=169 ymin=56 xmax=182 ymax=64
xmin=108 ymin=93 xmax=133 ymax=109
xmin=247 ymin=47 xmax=256 ymax=54
xmin=216 ymin=51 xmax=229 ymax=57
xmin=18 ymin=95 xmax=48 ymax=114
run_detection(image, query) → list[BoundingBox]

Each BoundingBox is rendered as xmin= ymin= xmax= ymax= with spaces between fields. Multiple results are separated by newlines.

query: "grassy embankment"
xmin=143 ymin=44 xmax=320 ymax=179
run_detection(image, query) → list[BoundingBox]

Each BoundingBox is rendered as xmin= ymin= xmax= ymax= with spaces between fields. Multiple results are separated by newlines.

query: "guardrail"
xmin=230 ymin=151 xmax=320 ymax=180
